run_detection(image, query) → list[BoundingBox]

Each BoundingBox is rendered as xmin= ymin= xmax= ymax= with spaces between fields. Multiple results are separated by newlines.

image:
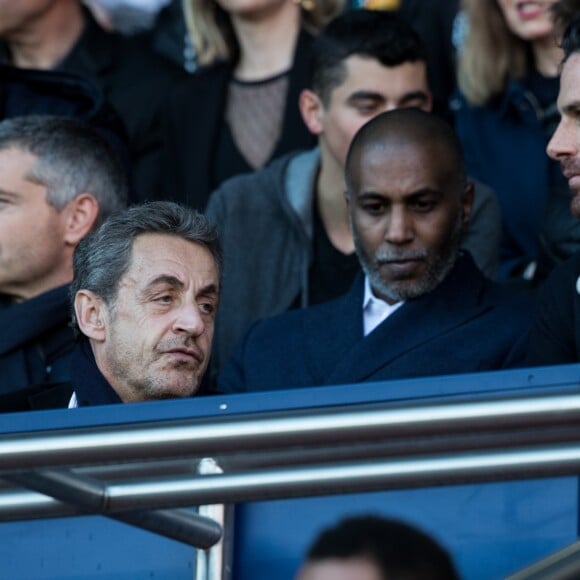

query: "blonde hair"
xmin=457 ymin=0 xmax=529 ymax=106
xmin=184 ymin=0 xmax=346 ymax=67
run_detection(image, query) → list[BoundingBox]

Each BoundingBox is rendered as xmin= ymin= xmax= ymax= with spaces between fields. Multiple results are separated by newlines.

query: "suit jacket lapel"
xmin=301 ymin=276 xmax=365 ymax=384
xmin=325 ymin=254 xmax=491 ymax=384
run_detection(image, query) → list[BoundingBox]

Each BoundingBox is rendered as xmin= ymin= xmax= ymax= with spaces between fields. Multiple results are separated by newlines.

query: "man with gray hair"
xmin=0 ymin=115 xmax=127 ymax=409
xmin=69 ymin=201 xmax=221 ymax=407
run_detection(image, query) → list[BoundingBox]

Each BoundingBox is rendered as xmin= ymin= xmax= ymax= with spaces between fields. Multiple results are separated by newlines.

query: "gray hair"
xmin=0 ymin=115 xmax=128 ymax=225
xmin=71 ymin=201 xmax=223 ymax=331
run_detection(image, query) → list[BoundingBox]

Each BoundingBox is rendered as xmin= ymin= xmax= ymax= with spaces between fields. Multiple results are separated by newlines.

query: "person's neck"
xmin=532 ymin=36 xmax=564 ymax=78
xmin=7 ymin=1 xmax=85 ymax=69
xmin=231 ymin=3 xmax=301 ymax=81
xmin=316 ymin=150 xmax=354 ymax=255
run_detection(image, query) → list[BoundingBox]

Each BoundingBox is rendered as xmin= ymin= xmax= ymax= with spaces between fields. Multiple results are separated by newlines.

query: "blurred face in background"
xmin=215 ymin=0 xmax=297 ymax=20
xmin=496 ymin=0 xmax=557 ymax=41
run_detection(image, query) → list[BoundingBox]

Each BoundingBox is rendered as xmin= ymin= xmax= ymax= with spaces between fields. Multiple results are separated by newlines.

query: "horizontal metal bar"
xmin=507 ymin=540 xmax=580 ymax=579
xmin=104 ymin=443 xmax=580 ymax=510
xmin=6 ymin=470 xmax=222 ymax=549
xmin=2 ymin=442 xmax=580 ymax=520
xmin=1 ymin=392 xmax=580 ymax=471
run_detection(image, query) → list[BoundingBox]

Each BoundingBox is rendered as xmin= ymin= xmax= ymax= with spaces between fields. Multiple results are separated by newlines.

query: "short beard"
xmin=353 ymin=215 xmax=463 ymax=304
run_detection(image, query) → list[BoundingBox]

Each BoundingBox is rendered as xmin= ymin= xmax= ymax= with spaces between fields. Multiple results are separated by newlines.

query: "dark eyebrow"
xmin=145 ymin=275 xmax=184 ymax=291
xmin=357 ymin=188 xmax=442 ymax=200
xmin=561 ymin=100 xmax=580 ymax=115
xmin=399 ymin=91 xmax=430 ymax=104
xmin=198 ymin=283 xmax=219 ymax=297
xmin=347 ymin=91 xmax=385 ymax=103
xmin=0 ymin=189 xmax=20 ymax=199
xmin=406 ymin=188 xmax=444 ymax=201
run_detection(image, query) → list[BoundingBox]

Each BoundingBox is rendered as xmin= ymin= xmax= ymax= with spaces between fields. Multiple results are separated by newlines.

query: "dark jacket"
xmin=0 ymin=285 xmax=74 ymax=396
xmin=216 ymin=254 xmax=533 ymax=393
xmin=0 ymin=64 xmax=132 ymax=182
xmin=48 ymin=10 xmax=183 ymax=201
xmin=161 ymin=29 xmax=317 ymax=210
xmin=527 ymin=253 xmax=580 ymax=365
xmin=70 ymin=340 xmax=122 ymax=407
xmin=206 ymin=147 xmax=502 ymax=375
xmin=452 ymin=81 xmax=568 ymax=279
xmin=0 ymin=339 xmax=121 ymax=412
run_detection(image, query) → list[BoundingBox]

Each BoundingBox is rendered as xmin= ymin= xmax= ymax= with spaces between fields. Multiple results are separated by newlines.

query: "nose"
xmin=173 ymin=303 xmax=205 ymax=337
xmin=547 ymin=117 xmax=577 ymax=161
xmin=384 ymin=206 xmax=413 ymax=245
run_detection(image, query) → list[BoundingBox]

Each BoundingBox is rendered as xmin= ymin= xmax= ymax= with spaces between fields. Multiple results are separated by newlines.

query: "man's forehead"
xmin=559 ymin=53 xmax=580 ymax=106
xmin=351 ymin=141 xmax=456 ymax=194
xmin=126 ymin=234 xmax=218 ymax=281
xmin=343 ymin=55 xmax=428 ymax=85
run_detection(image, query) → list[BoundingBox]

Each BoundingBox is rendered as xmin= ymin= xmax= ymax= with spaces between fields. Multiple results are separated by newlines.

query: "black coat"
xmin=0 ymin=285 xmax=74 ymax=397
xmin=56 ymin=11 xmax=184 ymax=201
xmin=217 ymin=254 xmax=533 ymax=393
xmin=527 ymin=253 xmax=580 ymax=365
xmin=161 ymin=30 xmax=317 ymax=210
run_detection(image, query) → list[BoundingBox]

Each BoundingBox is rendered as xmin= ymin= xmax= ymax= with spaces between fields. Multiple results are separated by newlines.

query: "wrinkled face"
xmin=297 ymin=557 xmax=383 ymax=580
xmin=496 ymin=0 xmax=557 ymax=41
xmin=317 ymin=56 xmax=432 ymax=172
xmin=0 ymin=147 xmax=71 ymax=301
xmin=90 ymin=234 xmax=219 ymax=402
xmin=0 ymin=0 xmax=56 ymax=38
xmin=547 ymin=53 xmax=580 ymax=217
xmin=349 ymin=140 xmax=471 ymax=304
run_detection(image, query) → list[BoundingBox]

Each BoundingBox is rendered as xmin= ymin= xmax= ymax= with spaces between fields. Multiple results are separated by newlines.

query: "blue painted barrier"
xmin=0 ymin=364 xmax=579 ymax=579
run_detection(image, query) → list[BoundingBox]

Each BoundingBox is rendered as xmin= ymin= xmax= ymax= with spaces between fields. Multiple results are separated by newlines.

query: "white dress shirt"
xmin=362 ymin=277 xmax=404 ymax=336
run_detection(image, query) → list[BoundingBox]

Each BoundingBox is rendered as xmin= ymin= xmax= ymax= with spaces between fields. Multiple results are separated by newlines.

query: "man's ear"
xmin=63 ymin=193 xmax=100 ymax=246
xmin=461 ymin=181 xmax=475 ymax=230
xmin=299 ymin=89 xmax=325 ymax=136
xmin=74 ymin=290 xmax=108 ymax=342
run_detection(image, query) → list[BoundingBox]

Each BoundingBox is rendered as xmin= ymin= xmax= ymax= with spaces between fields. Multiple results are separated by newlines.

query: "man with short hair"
xmin=69 ymin=201 xmax=221 ymax=407
xmin=0 ymin=115 xmax=127 ymax=406
xmin=297 ymin=515 xmax=459 ymax=580
xmin=217 ymin=109 xmax=531 ymax=393
xmin=527 ymin=13 xmax=580 ymax=364
xmin=206 ymin=9 xmax=501 ymax=377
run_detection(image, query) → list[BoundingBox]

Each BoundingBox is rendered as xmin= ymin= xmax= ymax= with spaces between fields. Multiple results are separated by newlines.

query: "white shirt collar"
xmin=362 ymin=276 xmax=404 ymax=336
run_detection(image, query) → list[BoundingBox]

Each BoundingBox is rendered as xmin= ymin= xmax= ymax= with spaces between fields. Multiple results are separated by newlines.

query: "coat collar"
xmin=0 ymin=285 xmax=71 ymax=355
xmin=72 ymin=340 xmax=123 ymax=407
xmin=302 ymin=253 xmax=490 ymax=384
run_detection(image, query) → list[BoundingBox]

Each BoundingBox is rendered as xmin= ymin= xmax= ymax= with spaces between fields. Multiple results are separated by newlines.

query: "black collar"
xmin=72 ymin=340 xmax=122 ymax=407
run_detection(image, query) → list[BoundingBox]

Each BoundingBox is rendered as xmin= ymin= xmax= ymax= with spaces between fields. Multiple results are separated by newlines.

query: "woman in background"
xmin=452 ymin=0 xmax=570 ymax=282
xmin=162 ymin=0 xmax=344 ymax=210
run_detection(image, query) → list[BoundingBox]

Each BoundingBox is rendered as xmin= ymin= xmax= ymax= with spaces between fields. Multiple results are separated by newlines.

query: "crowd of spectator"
xmin=1 ymin=0 xmax=580 ymax=576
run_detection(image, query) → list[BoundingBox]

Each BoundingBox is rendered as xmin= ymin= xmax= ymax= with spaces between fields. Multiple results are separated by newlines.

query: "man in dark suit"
xmin=68 ymin=202 xmax=222 ymax=407
xmin=216 ymin=109 xmax=532 ymax=393
xmin=527 ymin=11 xmax=580 ymax=365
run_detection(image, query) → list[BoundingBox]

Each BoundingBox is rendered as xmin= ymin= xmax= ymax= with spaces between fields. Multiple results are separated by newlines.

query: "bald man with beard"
xmin=217 ymin=109 xmax=533 ymax=394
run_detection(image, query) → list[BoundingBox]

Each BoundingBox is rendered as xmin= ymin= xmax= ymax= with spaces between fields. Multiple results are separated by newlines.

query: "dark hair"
xmin=0 ymin=115 xmax=127 ymax=225
xmin=71 ymin=201 xmax=222 ymax=331
xmin=560 ymin=12 xmax=580 ymax=62
xmin=305 ymin=515 xmax=459 ymax=580
xmin=345 ymin=108 xmax=466 ymax=194
xmin=311 ymin=9 xmax=427 ymax=106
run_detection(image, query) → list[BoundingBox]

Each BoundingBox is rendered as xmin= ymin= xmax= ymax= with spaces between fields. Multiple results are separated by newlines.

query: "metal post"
xmin=195 ymin=458 xmax=232 ymax=580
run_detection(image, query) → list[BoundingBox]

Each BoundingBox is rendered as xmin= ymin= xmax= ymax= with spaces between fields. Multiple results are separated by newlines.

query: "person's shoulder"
xmin=207 ymin=151 xmax=301 ymax=210
xmin=248 ymin=291 xmax=351 ymax=341
xmin=539 ymin=253 xmax=580 ymax=296
xmin=168 ymin=60 xmax=230 ymax=101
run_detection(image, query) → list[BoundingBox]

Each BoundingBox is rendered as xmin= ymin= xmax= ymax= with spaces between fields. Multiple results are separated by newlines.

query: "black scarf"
xmin=0 ymin=285 xmax=74 ymax=393
xmin=72 ymin=340 xmax=122 ymax=407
